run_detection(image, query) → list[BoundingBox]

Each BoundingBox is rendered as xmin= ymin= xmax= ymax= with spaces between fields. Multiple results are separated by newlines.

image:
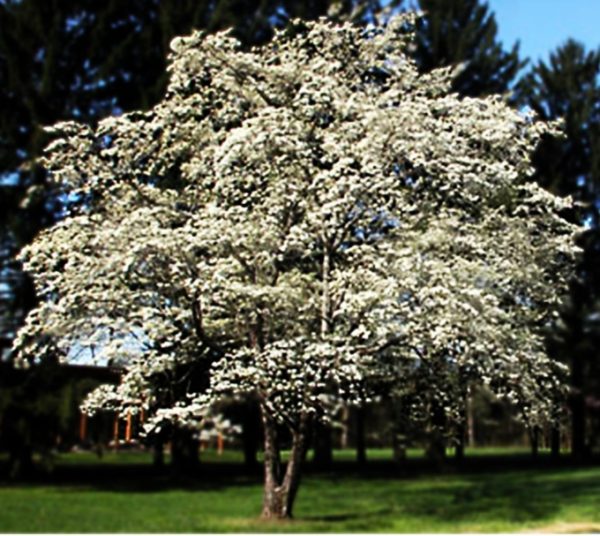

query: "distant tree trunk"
xmin=171 ymin=428 xmax=199 ymax=471
xmin=152 ymin=437 xmax=165 ymax=468
xmin=6 ymin=412 xmax=34 ymax=479
xmin=570 ymin=355 xmax=586 ymax=459
xmin=242 ymin=400 xmax=261 ymax=469
xmin=340 ymin=406 xmax=350 ymax=449
xmin=455 ymin=386 xmax=468 ymax=461
xmin=8 ymin=444 xmax=33 ymax=480
xmin=530 ymin=426 xmax=539 ymax=458
xmin=391 ymin=399 xmax=407 ymax=464
xmin=466 ymin=385 xmax=475 ymax=447
xmin=455 ymin=421 xmax=465 ymax=461
xmin=313 ymin=420 xmax=333 ymax=468
xmin=550 ymin=426 xmax=560 ymax=459
xmin=356 ymin=406 xmax=367 ymax=466
xmin=261 ymin=408 xmax=308 ymax=519
xmin=426 ymin=403 xmax=446 ymax=467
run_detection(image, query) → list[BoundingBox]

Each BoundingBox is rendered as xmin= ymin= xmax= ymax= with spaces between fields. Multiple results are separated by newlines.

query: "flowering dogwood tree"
xmin=15 ymin=15 xmax=578 ymax=518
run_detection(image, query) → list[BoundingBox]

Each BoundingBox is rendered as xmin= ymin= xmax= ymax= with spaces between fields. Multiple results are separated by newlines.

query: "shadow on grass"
xmin=0 ymin=460 xmax=264 ymax=493
xmin=1 ymin=453 xmax=599 ymax=498
xmin=441 ymin=470 xmax=600 ymax=524
xmin=302 ymin=507 xmax=396 ymax=523
xmin=287 ymin=464 xmax=600 ymax=532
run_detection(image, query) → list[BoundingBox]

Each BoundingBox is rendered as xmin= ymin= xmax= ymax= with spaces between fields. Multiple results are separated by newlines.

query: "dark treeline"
xmin=0 ymin=0 xmax=599 ymax=475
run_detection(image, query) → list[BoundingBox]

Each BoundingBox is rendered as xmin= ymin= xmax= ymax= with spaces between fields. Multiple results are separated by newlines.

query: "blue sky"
xmin=489 ymin=0 xmax=600 ymax=64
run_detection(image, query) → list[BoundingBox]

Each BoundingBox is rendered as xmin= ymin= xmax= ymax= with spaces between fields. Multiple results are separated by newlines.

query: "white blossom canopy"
xmin=15 ymin=15 xmax=579 ymax=431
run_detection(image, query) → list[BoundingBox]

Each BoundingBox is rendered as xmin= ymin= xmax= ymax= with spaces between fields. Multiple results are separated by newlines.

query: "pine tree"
xmin=516 ymin=40 xmax=600 ymax=458
xmin=410 ymin=0 xmax=524 ymax=97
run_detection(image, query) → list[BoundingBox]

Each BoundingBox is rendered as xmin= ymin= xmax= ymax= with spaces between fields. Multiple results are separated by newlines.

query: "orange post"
xmin=113 ymin=415 xmax=119 ymax=450
xmin=217 ymin=432 xmax=224 ymax=456
xmin=125 ymin=412 xmax=132 ymax=443
xmin=79 ymin=412 xmax=87 ymax=442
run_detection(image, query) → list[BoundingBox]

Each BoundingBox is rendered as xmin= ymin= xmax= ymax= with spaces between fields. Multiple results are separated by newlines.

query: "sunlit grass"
xmin=0 ymin=461 xmax=598 ymax=532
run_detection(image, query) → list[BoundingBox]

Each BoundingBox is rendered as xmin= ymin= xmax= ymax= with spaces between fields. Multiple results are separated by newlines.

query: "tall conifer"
xmin=517 ymin=40 xmax=600 ymax=458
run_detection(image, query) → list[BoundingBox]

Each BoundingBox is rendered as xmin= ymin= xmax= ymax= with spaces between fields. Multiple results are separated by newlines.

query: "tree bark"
xmin=152 ymin=438 xmax=165 ymax=468
xmin=530 ymin=426 xmax=539 ymax=458
xmin=242 ymin=400 xmax=261 ymax=469
xmin=261 ymin=408 xmax=308 ymax=519
xmin=455 ymin=421 xmax=465 ymax=461
xmin=455 ymin=386 xmax=468 ymax=461
xmin=313 ymin=420 xmax=333 ymax=469
xmin=340 ymin=406 xmax=350 ymax=449
xmin=8 ymin=445 xmax=33 ymax=480
xmin=355 ymin=406 xmax=367 ymax=466
xmin=391 ymin=397 xmax=408 ymax=464
xmin=550 ymin=426 xmax=560 ymax=460
xmin=171 ymin=428 xmax=199 ymax=472
xmin=466 ymin=385 xmax=475 ymax=447
xmin=570 ymin=354 xmax=586 ymax=459
xmin=426 ymin=403 xmax=446 ymax=467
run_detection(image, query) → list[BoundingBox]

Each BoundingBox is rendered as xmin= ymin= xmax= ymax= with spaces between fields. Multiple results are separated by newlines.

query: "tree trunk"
xmin=8 ymin=445 xmax=33 ymax=480
xmin=426 ymin=403 xmax=446 ymax=467
xmin=530 ymin=426 xmax=539 ymax=458
xmin=455 ymin=386 xmax=468 ymax=461
xmin=171 ymin=428 xmax=199 ymax=472
xmin=261 ymin=408 xmax=308 ymax=519
xmin=355 ymin=406 xmax=367 ymax=466
xmin=152 ymin=437 xmax=165 ymax=468
xmin=455 ymin=421 xmax=465 ymax=461
xmin=340 ymin=406 xmax=349 ymax=449
xmin=391 ymin=397 xmax=408 ymax=464
xmin=570 ymin=354 xmax=586 ymax=459
xmin=242 ymin=400 xmax=261 ymax=469
xmin=550 ymin=426 xmax=560 ymax=460
xmin=313 ymin=420 xmax=333 ymax=468
xmin=466 ymin=385 xmax=475 ymax=447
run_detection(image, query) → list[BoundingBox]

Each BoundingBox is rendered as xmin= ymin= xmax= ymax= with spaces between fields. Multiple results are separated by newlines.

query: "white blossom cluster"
xmin=15 ymin=14 xmax=579 ymax=433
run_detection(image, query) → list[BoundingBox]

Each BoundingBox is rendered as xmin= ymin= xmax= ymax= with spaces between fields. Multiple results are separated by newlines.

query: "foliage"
xmin=15 ymin=14 xmax=579 ymax=515
xmin=0 ymin=0 xmax=396 ymax=476
xmin=0 ymin=0 xmax=393 ymax=356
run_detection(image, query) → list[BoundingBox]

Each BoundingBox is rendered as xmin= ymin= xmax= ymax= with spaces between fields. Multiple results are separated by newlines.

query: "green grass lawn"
xmin=0 ymin=459 xmax=599 ymax=532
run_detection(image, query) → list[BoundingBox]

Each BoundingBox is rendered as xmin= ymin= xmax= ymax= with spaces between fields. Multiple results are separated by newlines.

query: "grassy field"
xmin=0 ymin=450 xmax=599 ymax=532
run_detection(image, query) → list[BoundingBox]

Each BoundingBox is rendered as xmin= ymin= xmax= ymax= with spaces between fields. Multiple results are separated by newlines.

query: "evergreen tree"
xmin=0 ymin=0 xmax=388 ymax=358
xmin=409 ymin=0 xmax=524 ymax=97
xmin=516 ymin=40 xmax=600 ymax=458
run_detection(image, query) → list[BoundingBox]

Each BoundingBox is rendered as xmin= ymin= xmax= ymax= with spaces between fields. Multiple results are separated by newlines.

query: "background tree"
xmin=517 ymin=40 xmax=600 ymax=458
xmin=406 ymin=0 xmax=525 ymax=97
xmin=17 ymin=15 xmax=578 ymax=518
